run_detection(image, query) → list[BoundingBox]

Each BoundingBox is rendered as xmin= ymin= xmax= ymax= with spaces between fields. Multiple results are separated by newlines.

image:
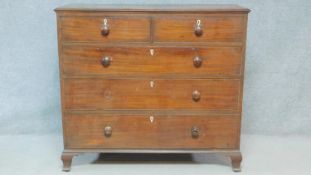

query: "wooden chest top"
xmin=55 ymin=4 xmax=250 ymax=12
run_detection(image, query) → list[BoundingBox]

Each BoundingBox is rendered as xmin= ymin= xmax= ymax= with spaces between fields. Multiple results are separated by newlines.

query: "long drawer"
xmin=63 ymin=114 xmax=240 ymax=149
xmin=62 ymin=46 xmax=243 ymax=77
xmin=63 ymin=78 xmax=241 ymax=111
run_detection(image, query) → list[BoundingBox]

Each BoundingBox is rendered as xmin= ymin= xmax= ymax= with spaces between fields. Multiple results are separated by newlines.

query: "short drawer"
xmin=64 ymin=79 xmax=240 ymax=111
xmin=60 ymin=16 xmax=150 ymax=42
xmin=154 ymin=16 xmax=244 ymax=42
xmin=63 ymin=114 xmax=240 ymax=149
xmin=62 ymin=45 xmax=242 ymax=77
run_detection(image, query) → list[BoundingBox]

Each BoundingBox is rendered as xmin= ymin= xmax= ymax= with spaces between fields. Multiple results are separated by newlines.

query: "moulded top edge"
xmin=54 ymin=4 xmax=250 ymax=13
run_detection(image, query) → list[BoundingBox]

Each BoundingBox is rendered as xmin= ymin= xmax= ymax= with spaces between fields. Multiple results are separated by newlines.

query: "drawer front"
xmin=154 ymin=16 xmax=244 ymax=42
xmin=60 ymin=17 xmax=150 ymax=42
xmin=64 ymin=114 xmax=240 ymax=149
xmin=64 ymin=79 xmax=240 ymax=111
xmin=62 ymin=46 xmax=242 ymax=77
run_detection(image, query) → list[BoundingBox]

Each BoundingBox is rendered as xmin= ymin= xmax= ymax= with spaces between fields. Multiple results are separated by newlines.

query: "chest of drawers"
xmin=55 ymin=4 xmax=249 ymax=172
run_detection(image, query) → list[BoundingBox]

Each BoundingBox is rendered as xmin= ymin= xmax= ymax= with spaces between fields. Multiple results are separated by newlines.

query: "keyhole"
xmin=150 ymin=116 xmax=154 ymax=123
xmin=150 ymin=49 xmax=154 ymax=56
xmin=150 ymin=81 xmax=155 ymax=88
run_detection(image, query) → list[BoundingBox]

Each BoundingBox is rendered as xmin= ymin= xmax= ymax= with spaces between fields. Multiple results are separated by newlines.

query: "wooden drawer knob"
xmin=191 ymin=126 xmax=200 ymax=138
xmin=194 ymin=19 xmax=203 ymax=37
xmin=101 ymin=56 xmax=111 ymax=67
xmin=192 ymin=90 xmax=201 ymax=101
xmin=101 ymin=18 xmax=109 ymax=36
xmin=193 ymin=56 xmax=202 ymax=67
xmin=104 ymin=126 xmax=112 ymax=137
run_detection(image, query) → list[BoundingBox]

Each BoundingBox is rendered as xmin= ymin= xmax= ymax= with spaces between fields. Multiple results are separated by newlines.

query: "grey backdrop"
xmin=1 ymin=0 xmax=310 ymax=135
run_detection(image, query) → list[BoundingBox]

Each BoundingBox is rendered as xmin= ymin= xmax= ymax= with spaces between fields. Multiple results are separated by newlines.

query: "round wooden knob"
xmin=101 ymin=26 xmax=109 ymax=36
xmin=192 ymin=90 xmax=201 ymax=101
xmin=101 ymin=56 xmax=111 ymax=67
xmin=191 ymin=126 xmax=200 ymax=138
xmin=194 ymin=26 xmax=203 ymax=36
xmin=101 ymin=18 xmax=109 ymax=36
xmin=104 ymin=126 xmax=112 ymax=137
xmin=193 ymin=56 xmax=202 ymax=67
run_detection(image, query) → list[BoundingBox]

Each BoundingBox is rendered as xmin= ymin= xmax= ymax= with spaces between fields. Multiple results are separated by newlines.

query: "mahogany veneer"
xmin=55 ymin=4 xmax=250 ymax=172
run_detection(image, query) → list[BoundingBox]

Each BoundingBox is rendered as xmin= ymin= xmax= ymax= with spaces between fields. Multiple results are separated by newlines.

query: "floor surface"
xmin=0 ymin=134 xmax=310 ymax=175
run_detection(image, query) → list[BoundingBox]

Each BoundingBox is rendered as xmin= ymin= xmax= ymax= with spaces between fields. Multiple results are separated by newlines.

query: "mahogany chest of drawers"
xmin=55 ymin=4 xmax=249 ymax=172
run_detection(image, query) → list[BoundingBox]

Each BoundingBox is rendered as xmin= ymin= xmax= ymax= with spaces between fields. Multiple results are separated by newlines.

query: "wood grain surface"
xmin=63 ymin=114 xmax=240 ymax=149
xmin=63 ymin=78 xmax=240 ymax=111
xmin=60 ymin=16 xmax=150 ymax=42
xmin=62 ymin=45 xmax=243 ymax=77
xmin=154 ymin=16 xmax=244 ymax=42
